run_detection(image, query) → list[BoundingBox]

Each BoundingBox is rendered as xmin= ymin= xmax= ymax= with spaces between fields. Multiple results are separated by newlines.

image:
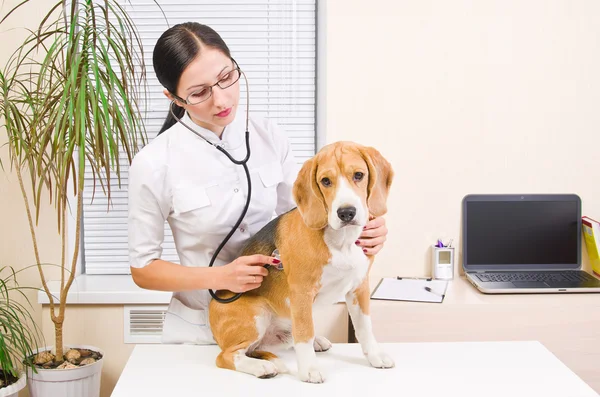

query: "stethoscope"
xmin=168 ymin=70 xmax=251 ymax=304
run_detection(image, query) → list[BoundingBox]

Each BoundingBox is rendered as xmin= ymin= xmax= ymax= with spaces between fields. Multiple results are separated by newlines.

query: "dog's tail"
xmin=246 ymin=350 xmax=289 ymax=374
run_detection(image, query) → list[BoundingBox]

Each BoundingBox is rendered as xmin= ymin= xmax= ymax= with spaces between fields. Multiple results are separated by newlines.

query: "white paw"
xmin=247 ymin=360 xmax=279 ymax=379
xmin=313 ymin=336 xmax=332 ymax=352
xmin=270 ymin=358 xmax=289 ymax=374
xmin=298 ymin=366 xmax=326 ymax=383
xmin=366 ymin=350 xmax=395 ymax=369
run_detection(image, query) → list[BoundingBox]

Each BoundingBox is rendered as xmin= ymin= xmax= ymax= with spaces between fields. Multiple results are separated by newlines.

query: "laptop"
xmin=462 ymin=194 xmax=600 ymax=294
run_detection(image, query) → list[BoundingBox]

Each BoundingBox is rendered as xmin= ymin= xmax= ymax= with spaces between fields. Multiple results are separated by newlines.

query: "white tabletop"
xmin=111 ymin=341 xmax=598 ymax=397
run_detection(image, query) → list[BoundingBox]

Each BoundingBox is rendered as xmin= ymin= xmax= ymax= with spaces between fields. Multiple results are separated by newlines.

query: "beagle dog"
xmin=208 ymin=141 xmax=394 ymax=383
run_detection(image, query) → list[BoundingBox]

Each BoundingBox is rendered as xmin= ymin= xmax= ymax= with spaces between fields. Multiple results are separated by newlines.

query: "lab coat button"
xmin=234 ymin=188 xmax=239 ymax=193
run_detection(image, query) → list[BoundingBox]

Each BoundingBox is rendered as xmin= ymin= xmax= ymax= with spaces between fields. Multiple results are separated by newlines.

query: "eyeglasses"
xmin=172 ymin=59 xmax=241 ymax=105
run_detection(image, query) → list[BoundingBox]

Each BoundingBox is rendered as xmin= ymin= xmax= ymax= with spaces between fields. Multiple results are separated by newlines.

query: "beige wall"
xmin=324 ymin=0 xmax=600 ymax=281
xmin=2 ymin=1 xmax=600 ymax=396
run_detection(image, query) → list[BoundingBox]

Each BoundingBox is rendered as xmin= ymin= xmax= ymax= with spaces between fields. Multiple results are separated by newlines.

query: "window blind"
xmin=83 ymin=0 xmax=317 ymax=274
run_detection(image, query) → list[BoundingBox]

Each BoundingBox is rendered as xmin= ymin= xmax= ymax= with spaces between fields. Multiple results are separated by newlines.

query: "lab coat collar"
xmin=180 ymin=109 xmax=246 ymax=150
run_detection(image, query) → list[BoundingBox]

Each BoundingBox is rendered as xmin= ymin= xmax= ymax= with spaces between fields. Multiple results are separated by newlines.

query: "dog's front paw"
xmin=313 ymin=336 xmax=332 ymax=352
xmin=298 ymin=366 xmax=326 ymax=383
xmin=366 ymin=350 xmax=395 ymax=369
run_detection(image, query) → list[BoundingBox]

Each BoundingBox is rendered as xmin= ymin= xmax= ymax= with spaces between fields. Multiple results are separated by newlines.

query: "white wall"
xmin=324 ymin=0 xmax=600 ymax=280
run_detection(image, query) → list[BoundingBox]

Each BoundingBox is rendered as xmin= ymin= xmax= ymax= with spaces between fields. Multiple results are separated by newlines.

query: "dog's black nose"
xmin=337 ymin=206 xmax=356 ymax=222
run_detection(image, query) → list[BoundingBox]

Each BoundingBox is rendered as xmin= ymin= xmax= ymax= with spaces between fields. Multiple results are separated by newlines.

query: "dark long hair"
xmin=153 ymin=23 xmax=232 ymax=134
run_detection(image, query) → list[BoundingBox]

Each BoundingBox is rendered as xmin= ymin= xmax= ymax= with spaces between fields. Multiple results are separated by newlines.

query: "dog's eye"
xmin=321 ymin=177 xmax=332 ymax=187
xmin=353 ymin=172 xmax=364 ymax=181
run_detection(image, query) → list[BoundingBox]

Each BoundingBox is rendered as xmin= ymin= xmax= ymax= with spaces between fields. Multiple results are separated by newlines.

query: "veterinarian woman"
xmin=127 ymin=22 xmax=389 ymax=344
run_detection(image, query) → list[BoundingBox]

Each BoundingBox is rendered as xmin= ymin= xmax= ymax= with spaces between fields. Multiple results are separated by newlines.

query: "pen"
xmin=424 ymin=286 xmax=444 ymax=298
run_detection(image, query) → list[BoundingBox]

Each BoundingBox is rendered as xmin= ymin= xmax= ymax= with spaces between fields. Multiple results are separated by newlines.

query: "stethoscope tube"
xmin=168 ymin=70 xmax=251 ymax=304
xmin=207 ymin=147 xmax=250 ymax=303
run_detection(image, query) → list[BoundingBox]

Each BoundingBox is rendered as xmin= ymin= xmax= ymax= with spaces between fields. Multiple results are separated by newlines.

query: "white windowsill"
xmin=37 ymin=275 xmax=172 ymax=305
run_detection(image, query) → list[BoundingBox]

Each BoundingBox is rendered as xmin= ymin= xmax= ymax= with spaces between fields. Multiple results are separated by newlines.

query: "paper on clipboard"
xmin=371 ymin=277 xmax=448 ymax=303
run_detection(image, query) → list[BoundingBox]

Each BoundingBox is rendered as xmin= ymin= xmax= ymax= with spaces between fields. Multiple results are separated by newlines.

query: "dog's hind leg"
xmin=247 ymin=350 xmax=288 ymax=374
xmin=216 ymin=349 xmax=283 ymax=378
xmin=211 ymin=298 xmax=284 ymax=378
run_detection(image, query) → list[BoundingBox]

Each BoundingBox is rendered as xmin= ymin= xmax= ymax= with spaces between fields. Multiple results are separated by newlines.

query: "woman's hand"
xmin=357 ymin=216 xmax=388 ymax=255
xmin=217 ymin=254 xmax=281 ymax=293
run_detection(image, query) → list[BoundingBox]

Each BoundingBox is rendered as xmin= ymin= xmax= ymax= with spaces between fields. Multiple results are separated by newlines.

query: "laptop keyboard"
xmin=475 ymin=271 xmax=594 ymax=283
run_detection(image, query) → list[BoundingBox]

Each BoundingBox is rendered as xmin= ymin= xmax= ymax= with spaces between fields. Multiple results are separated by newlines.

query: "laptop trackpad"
xmin=512 ymin=281 xmax=549 ymax=288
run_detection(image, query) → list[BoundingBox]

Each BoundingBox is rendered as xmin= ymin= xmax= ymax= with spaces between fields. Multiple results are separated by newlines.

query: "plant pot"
xmin=0 ymin=372 xmax=26 ymax=397
xmin=27 ymin=345 xmax=103 ymax=397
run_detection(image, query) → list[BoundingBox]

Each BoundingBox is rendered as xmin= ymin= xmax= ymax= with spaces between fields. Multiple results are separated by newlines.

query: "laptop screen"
xmin=463 ymin=195 xmax=581 ymax=270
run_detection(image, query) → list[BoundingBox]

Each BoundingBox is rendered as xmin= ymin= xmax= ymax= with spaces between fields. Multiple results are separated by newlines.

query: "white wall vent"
xmin=124 ymin=305 xmax=168 ymax=344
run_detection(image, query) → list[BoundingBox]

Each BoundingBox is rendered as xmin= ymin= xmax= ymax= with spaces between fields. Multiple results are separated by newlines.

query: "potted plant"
xmin=0 ymin=0 xmax=147 ymax=395
xmin=0 ymin=266 xmax=42 ymax=397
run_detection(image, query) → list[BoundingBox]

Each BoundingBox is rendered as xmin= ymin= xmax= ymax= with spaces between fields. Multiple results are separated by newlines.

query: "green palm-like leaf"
xmin=5 ymin=0 xmax=149 ymax=229
xmin=1 ymin=0 xmax=151 ymax=362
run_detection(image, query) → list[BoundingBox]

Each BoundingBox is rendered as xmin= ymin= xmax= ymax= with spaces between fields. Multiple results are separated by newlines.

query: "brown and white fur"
xmin=208 ymin=141 xmax=395 ymax=383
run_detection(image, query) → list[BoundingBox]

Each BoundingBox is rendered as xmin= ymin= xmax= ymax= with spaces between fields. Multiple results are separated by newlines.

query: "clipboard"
xmin=370 ymin=277 xmax=449 ymax=303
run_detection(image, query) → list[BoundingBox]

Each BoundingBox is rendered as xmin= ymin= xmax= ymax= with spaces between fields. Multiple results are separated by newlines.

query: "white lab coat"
xmin=128 ymin=109 xmax=300 ymax=344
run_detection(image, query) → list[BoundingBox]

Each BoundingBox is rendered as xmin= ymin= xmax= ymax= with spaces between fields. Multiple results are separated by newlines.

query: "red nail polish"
xmin=355 ymin=240 xmax=360 ymax=245
xmin=272 ymin=258 xmax=281 ymax=264
xmin=363 ymin=248 xmax=367 ymax=254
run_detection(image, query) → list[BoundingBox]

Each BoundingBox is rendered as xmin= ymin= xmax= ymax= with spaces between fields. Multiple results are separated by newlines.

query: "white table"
xmin=111 ymin=341 xmax=599 ymax=397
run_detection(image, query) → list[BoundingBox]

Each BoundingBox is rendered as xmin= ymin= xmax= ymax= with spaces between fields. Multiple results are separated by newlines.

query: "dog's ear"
xmin=293 ymin=156 xmax=328 ymax=229
xmin=359 ymin=146 xmax=394 ymax=217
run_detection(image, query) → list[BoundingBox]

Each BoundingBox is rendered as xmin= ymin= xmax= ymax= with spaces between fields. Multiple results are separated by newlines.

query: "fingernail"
xmin=363 ymin=248 xmax=367 ymax=254
xmin=272 ymin=258 xmax=281 ymax=264
xmin=363 ymin=226 xmax=367 ymax=230
xmin=355 ymin=240 xmax=360 ymax=245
